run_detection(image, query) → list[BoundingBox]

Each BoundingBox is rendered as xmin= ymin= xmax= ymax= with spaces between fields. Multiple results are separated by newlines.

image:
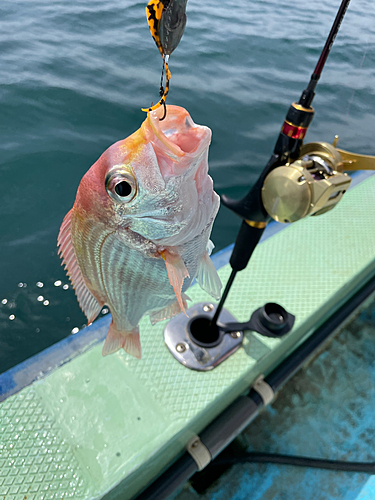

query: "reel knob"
xmin=261 ymin=145 xmax=352 ymax=224
xmin=261 ymin=163 xmax=312 ymax=223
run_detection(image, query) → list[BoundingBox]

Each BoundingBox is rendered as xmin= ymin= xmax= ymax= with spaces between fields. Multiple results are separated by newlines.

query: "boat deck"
xmin=174 ymin=294 xmax=375 ymax=500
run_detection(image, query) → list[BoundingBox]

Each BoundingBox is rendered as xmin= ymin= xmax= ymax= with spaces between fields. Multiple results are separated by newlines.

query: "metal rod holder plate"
xmin=164 ymin=302 xmax=243 ymax=371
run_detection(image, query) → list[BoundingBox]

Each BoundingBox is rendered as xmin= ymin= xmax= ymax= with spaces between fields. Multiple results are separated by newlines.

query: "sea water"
xmin=0 ymin=0 xmax=374 ymax=372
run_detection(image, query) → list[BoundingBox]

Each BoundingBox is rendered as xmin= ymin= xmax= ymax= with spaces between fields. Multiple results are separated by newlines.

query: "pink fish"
xmin=58 ymin=105 xmax=221 ymax=359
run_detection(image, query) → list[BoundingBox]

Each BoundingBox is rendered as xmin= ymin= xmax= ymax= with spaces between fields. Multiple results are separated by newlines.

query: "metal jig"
xmin=142 ymin=0 xmax=187 ymax=118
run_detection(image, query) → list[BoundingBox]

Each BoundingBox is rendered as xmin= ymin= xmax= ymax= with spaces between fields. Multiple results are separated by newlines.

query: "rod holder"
xmin=164 ymin=302 xmax=295 ymax=371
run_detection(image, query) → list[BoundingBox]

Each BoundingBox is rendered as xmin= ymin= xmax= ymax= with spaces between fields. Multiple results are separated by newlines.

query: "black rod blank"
xmin=299 ymin=0 xmax=351 ymax=108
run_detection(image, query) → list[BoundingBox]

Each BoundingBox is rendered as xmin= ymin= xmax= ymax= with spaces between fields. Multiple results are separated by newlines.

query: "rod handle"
xmin=230 ymin=221 xmax=266 ymax=272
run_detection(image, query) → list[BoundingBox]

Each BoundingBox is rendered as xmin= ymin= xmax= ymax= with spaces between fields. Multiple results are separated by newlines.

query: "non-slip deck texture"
xmin=0 ymin=390 xmax=87 ymax=498
xmin=174 ymin=295 xmax=375 ymax=500
xmin=1 ymin=174 xmax=375 ymax=500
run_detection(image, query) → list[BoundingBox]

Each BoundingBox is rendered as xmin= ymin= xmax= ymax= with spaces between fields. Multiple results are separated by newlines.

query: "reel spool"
xmin=261 ymin=141 xmax=352 ymax=223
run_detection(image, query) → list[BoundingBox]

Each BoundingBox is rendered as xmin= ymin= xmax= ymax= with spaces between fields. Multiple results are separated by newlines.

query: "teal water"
xmin=0 ymin=0 xmax=374 ymax=373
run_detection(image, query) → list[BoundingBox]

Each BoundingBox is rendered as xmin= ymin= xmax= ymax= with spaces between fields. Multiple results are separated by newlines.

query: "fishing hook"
xmin=160 ymin=99 xmax=167 ymax=121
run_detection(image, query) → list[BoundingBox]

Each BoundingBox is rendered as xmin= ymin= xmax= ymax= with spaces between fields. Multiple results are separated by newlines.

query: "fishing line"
xmin=346 ymin=44 xmax=368 ymax=119
xmin=159 ymin=59 xmax=167 ymax=120
xmin=160 ymin=58 xmax=165 ymax=91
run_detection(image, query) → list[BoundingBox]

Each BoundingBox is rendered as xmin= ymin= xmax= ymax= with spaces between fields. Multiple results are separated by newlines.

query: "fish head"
xmin=74 ymin=105 xmax=219 ymax=247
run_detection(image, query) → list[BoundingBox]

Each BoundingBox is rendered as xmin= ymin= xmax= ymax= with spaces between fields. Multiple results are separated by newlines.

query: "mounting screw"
xmin=230 ymin=331 xmax=241 ymax=339
xmin=191 ymin=440 xmax=199 ymax=448
xmin=203 ymin=304 xmax=214 ymax=312
xmin=176 ymin=343 xmax=186 ymax=353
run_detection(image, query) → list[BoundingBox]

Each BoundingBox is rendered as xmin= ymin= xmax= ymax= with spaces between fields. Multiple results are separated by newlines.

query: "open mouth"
xmin=147 ymin=105 xmax=210 ymax=157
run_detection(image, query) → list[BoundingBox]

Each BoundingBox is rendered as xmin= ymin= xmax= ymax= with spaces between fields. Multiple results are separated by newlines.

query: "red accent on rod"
xmin=281 ymin=122 xmax=307 ymax=140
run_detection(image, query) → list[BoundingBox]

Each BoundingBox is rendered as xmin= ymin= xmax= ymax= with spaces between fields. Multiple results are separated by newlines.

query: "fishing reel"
xmin=261 ymin=138 xmax=375 ymax=223
xmin=261 ymin=140 xmax=352 ymax=223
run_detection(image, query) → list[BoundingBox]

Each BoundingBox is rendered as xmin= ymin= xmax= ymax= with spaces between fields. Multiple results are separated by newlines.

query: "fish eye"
xmin=115 ymin=181 xmax=132 ymax=198
xmin=105 ymin=169 xmax=137 ymax=203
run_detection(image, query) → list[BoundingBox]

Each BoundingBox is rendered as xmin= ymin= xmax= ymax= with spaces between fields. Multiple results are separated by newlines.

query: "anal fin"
xmin=150 ymin=293 xmax=191 ymax=325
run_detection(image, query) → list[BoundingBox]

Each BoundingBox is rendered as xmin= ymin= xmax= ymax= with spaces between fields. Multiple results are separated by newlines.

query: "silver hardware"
xmin=203 ymin=303 xmax=214 ymax=312
xmin=176 ymin=343 xmax=186 ymax=353
xmin=230 ymin=331 xmax=241 ymax=338
xmin=164 ymin=302 xmax=243 ymax=371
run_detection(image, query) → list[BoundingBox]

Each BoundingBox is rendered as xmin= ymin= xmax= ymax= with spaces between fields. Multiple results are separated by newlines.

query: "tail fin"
xmin=102 ymin=322 xmax=142 ymax=359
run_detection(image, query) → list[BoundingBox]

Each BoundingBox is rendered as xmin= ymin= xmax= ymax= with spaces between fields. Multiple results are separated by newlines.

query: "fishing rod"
xmin=210 ymin=0 xmax=352 ymax=329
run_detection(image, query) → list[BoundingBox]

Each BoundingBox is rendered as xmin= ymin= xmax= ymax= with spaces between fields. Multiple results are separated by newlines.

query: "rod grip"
xmin=230 ymin=221 xmax=266 ymax=272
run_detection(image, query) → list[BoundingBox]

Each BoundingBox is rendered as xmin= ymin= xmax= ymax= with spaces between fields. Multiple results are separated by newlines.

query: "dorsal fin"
xmin=57 ymin=210 xmax=102 ymax=324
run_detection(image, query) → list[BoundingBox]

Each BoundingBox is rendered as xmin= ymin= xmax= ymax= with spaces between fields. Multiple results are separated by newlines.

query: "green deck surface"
xmin=2 ymin=175 xmax=375 ymax=500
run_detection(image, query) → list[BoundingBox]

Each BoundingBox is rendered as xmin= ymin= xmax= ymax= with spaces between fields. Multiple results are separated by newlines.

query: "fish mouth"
xmin=129 ymin=105 xmax=218 ymax=246
xmin=147 ymin=105 xmax=211 ymax=158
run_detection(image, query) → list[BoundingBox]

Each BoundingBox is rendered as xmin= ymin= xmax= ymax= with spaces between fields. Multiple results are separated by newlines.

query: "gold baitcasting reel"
xmin=261 ymin=138 xmax=375 ymax=223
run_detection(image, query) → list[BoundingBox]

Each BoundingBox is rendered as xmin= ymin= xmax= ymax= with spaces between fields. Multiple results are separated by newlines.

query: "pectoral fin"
xmin=196 ymin=252 xmax=222 ymax=300
xmin=162 ymin=250 xmax=190 ymax=315
xmin=102 ymin=322 xmax=142 ymax=359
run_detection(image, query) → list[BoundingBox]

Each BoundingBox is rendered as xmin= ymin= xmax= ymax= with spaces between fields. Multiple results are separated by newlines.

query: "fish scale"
xmin=102 ymin=236 xmax=175 ymax=328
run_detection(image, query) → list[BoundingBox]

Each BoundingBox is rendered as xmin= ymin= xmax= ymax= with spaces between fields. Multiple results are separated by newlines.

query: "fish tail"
xmin=102 ymin=322 xmax=142 ymax=359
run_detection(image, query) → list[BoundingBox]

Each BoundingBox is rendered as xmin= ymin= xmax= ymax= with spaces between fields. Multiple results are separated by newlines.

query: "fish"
xmin=57 ymin=105 xmax=222 ymax=359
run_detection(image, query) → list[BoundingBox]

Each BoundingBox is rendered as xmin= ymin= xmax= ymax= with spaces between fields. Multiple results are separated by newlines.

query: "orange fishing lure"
xmin=142 ymin=0 xmax=187 ymax=116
